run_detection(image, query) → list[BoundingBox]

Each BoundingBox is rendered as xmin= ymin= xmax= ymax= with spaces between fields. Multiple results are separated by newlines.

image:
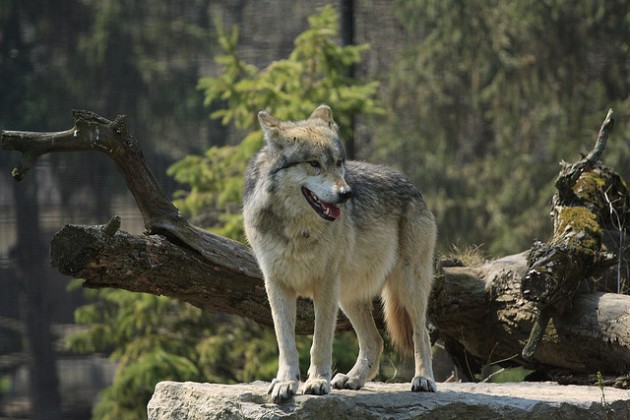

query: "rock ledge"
xmin=148 ymin=381 xmax=630 ymax=419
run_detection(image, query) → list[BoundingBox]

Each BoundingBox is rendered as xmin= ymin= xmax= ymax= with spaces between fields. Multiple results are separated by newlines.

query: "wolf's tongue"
xmin=323 ymin=202 xmax=341 ymax=219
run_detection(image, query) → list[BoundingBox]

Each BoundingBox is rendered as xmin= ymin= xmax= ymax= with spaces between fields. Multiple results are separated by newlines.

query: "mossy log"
xmin=2 ymin=109 xmax=630 ymax=382
xmin=519 ymin=110 xmax=626 ymax=359
xmin=434 ymin=253 xmax=630 ymax=379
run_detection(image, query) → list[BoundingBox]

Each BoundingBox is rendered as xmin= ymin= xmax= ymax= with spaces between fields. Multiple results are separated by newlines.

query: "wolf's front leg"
xmin=332 ymin=299 xmax=383 ymax=390
xmin=266 ymin=281 xmax=300 ymax=403
xmin=302 ymin=282 xmax=339 ymax=396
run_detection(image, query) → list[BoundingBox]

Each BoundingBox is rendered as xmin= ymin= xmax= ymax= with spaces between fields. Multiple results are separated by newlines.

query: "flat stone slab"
xmin=148 ymin=380 xmax=630 ymax=419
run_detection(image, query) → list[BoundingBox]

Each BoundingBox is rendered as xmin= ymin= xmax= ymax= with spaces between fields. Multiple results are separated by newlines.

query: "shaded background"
xmin=1 ymin=0 xmax=629 ymax=418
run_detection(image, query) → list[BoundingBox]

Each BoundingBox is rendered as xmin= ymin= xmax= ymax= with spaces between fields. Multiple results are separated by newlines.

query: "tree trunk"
xmin=12 ymin=181 xmax=63 ymax=420
xmin=340 ymin=0 xmax=356 ymax=159
xmin=2 ymin=109 xmax=629 ymax=382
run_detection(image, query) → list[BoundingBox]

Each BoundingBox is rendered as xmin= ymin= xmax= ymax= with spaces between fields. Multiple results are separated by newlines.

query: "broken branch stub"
xmin=521 ymin=109 xmax=621 ymax=360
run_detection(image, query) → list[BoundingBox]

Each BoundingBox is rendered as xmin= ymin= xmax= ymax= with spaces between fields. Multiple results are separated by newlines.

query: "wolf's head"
xmin=258 ymin=105 xmax=352 ymax=221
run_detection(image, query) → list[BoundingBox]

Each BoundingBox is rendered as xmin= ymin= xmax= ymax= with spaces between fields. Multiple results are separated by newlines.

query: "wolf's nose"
xmin=338 ymin=187 xmax=353 ymax=203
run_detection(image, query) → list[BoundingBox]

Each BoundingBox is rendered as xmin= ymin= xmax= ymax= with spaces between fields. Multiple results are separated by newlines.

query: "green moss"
xmin=555 ymin=206 xmax=601 ymax=250
xmin=573 ymin=170 xmax=607 ymax=205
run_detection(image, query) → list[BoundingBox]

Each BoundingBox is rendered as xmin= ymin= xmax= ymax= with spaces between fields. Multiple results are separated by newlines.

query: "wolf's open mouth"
xmin=301 ymin=187 xmax=341 ymax=221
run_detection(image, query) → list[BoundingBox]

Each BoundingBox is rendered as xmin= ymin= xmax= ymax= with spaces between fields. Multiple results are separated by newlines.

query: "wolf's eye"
xmin=336 ymin=159 xmax=344 ymax=167
xmin=308 ymin=161 xmax=320 ymax=168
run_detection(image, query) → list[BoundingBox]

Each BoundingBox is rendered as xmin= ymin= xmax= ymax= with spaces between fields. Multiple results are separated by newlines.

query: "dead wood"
xmin=434 ymin=253 xmax=630 ymax=377
xmin=1 ymin=110 xmax=260 ymax=279
xmin=2 ymin=108 xmax=630 ymax=377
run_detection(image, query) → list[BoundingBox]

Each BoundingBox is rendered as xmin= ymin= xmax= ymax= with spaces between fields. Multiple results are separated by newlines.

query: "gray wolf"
xmin=243 ymin=105 xmax=437 ymax=402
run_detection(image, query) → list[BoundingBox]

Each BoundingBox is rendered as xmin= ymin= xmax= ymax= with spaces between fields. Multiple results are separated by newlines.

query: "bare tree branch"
xmin=2 ymin=110 xmax=261 ymax=278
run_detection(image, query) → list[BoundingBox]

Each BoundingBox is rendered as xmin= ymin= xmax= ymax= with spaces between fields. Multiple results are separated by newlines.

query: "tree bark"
xmin=48 ymin=222 xmax=332 ymax=335
xmin=435 ymin=254 xmax=630 ymax=377
xmin=2 ymin=109 xmax=629 ymax=380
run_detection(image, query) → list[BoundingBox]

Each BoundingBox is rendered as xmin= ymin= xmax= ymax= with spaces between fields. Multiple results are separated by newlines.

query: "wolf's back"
xmin=344 ymin=160 xmax=431 ymax=222
xmin=345 ymin=160 xmax=435 ymax=356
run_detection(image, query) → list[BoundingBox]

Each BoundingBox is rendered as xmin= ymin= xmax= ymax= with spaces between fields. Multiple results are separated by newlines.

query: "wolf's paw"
xmin=411 ymin=375 xmax=437 ymax=393
xmin=268 ymin=378 xmax=298 ymax=403
xmin=331 ymin=373 xmax=364 ymax=390
xmin=301 ymin=377 xmax=330 ymax=396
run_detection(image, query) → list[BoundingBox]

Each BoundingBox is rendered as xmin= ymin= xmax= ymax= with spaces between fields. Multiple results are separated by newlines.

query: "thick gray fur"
xmin=243 ymin=105 xmax=437 ymax=403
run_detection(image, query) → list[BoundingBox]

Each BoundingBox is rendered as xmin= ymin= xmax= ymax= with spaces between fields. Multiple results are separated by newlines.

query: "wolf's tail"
xmin=381 ymin=287 xmax=414 ymax=357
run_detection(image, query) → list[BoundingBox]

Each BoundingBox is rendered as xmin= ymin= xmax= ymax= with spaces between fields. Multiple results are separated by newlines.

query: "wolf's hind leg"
xmin=266 ymin=281 xmax=300 ymax=402
xmin=410 ymin=310 xmax=436 ymax=392
xmin=398 ymin=209 xmax=437 ymax=392
xmin=332 ymin=299 xmax=383 ymax=390
xmin=404 ymin=265 xmax=436 ymax=393
xmin=385 ymin=261 xmax=436 ymax=392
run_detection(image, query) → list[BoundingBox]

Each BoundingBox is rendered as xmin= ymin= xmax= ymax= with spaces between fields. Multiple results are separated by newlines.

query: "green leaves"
xmin=379 ymin=0 xmax=630 ymax=256
xmin=92 ymin=349 xmax=202 ymax=420
xmin=167 ymin=131 xmax=262 ymax=242
xmin=172 ymin=4 xmax=381 ymax=242
xmin=197 ymin=4 xmax=380 ymax=136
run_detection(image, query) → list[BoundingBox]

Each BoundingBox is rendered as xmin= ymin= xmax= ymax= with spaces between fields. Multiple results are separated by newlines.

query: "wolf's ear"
xmin=308 ymin=105 xmax=338 ymax=131
xmin=258 ymin=111 xmax=282 ymax=131
xmin=258 ymin=111 xmax=285 ymax=149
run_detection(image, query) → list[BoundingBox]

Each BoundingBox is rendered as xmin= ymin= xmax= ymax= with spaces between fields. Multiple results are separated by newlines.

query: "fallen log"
xmin=2 ymin=109 xmax=629 ymax=379
xmin=434 ymin=253 xmax=630 ymax=377
xmin=48 ymin=221 xmax=324 ymax=335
